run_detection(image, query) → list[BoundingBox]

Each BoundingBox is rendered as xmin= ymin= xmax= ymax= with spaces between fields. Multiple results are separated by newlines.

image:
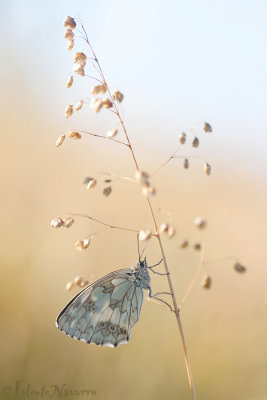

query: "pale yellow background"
xmin=1 ymin=1 xmax=267 ymax=399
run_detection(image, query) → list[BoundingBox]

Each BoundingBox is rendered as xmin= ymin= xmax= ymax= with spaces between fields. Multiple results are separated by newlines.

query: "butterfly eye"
xmin=118 ymin=327 xmax=124 ymax=334
xmin=88 ymin=299 xmax=94 ymax=306
xmin=98 ymin=321 xmax=106 ymax=329
xmin=108 ymin=324 xmax=117 ymax=333
xmin=123 ymin=328 xmax=127 ymax=335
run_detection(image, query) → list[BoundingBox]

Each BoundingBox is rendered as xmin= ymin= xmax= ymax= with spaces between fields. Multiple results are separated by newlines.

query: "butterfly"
xmin=56 ymin=258 xmax=170 ymax=348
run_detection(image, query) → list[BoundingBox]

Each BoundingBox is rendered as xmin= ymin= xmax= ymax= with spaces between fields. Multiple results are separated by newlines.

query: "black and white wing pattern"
xmin=56 ymin=265 xmax=149 ymax=348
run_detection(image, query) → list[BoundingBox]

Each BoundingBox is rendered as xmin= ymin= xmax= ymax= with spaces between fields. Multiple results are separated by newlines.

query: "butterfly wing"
xmin=56 ymin=268 xmax=144 ymax=347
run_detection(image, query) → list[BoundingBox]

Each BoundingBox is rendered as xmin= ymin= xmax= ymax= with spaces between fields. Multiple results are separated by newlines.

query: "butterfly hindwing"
xmin=56 ymin=267 xmax=145 ymax=347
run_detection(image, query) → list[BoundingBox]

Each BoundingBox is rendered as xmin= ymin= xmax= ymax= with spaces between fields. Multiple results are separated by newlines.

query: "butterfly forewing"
xmin=56 ymin=264 xmax=149 ymax=348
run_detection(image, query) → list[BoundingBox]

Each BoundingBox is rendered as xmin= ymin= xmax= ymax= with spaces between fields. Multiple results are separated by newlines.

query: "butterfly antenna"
xmin=140 ymin=239 xmax=149 ymax=260
xmin=137 ymin=233 xmax=141 ymax=262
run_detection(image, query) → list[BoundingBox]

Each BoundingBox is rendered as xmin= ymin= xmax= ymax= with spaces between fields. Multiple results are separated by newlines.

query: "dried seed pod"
xmin=193 ymin=243 xmax=202 ymax=251
xmin=192 ymin=137 xmax=199 ymax=148
xmin=73 ymin=64 xmax=85 ymax=76
xmin=68 ymin=131 xmax=82 ymax=140
xmin=91 ymin=98 xmax=103 ymax=113
xmin=203 ymin=122 xmax=212 ymax=132
xmin=201 ymin=275 xmax=212 ymax=289
xmin=50 ymin=217 xmax=63 ymax=228
xmin=83 ymin=177 xmax=94 ymax=185
xmin=103 ymin=186 xmax=112 ymax=197
xmin=183 ymin=158 xmax=189 ymax=169
xmin=91 ymin=84 xmax=107 ymax=95
xmin=142 ymin=185 xmax=156 ymax=197
xmin=56 ymin=134 xmax=65 ymax=147
xmin=135 ymin=170 xmax=150 ymax=185
xmin=102 ymin=98 xmax=113 ymax=109
xmin=66 ymin=281 xmax=75 ymax=291
xmin=62 ymin=217 xmax=74 ymax=228
xmin=204 ymin=163 xmax=211 ymax=176
xmin=106 ymin=129 xmax=118 ymax=139
xmin=67 ymin=40 xmax=74 ymax=51
xmin=112 ymin=90 xmax=124 ymax=103
xmin=66 ymin=75 xmax=73 ymax=88
xmin=64 ymin=29 xmax=74 ymax=41
xmin=180 ymin=240 xmax=189 ymax=249
xmin=233 ymin=262 xmax=246 ymax=273
xmin=74 ymin=276 xmax=83 ymax=286
xmin=73 ymin=52 xmax=87 ymax=64
xmin=80 ymin=280 xmax=89 ymax=288
xmin=138 ymin=230 xmax=152 ymax=241
xmin=159 ymin=223 xmax=169 ymax=234
xmin=65 ymin=104 xmax=73 ymax=118
xmin=75 ymin=238 xmax=91 ymax=251
xmin=179 ymin=132 xmax=187 ymax=144
xmin=167 ymin=226 xmax=176 ymax=238
xmin=194 ymin=217 xmax=207 ymax=229
xmin=87 ymin=179 xmax=97 ymax=189
xmin=75 ymin=100 xmax=83 ymax=111
xmin=63 ymin=16 xmax=76 ymax=30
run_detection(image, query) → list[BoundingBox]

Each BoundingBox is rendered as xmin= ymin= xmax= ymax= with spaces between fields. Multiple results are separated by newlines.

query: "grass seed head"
xmin=180 ymin=240 xmax=189 ymax=249
xmin=64 ymin=29 xmax=74 ymax=41
xmin=74 ymin=276 xmax=83 ymax=285
xmin=183 ymin=158 xmax=189 ymax=169
xmin=201 ymin=275 xmax=212 ymax=289
xmin=112 ymin=90 xmax=124 ymax=103
xmin=91 ymin=98 xmax=103 ymax=113
xmin=75 ymin=100 xmax=83 ymax=111
xmin=194 ymin=217 xmax=207 ymax=229
xmin=192 ymin=137 xmax=199 ymax=148
xmin=73 ymin=64 xmax=85 ymax=76
xmin=67 ymin=40 xmax=74 ymax=51
xmin=106 ymin=129 xmax=118 ymax=139
xmin=56 ymin=134 xmax=65 ymax=147
xmin=87 ymin=179 xmax=97 ymax=189
xmin=142 ymin=185 xmax=156 ymax=198
xmin=66 ymin=75 xmax=73 ymax=88
xmin=159 ymin=223 xmax=169 ymax=234
xmin=135 ymin=170 xmax=150 ymax=185
xmin=138 ymin=230 xmax=152 ymax=241
xmin=68 ymin=131 xmax=82 ymax=140
xmin=204 ymin=162 xmax=211 ymax=176
xmin=65 ymin=104 xmax=73 ymax=118
xmin=193 ymin=243 xmax=202 ymax=251
xmin=203 ymin=122 xmax=212 ymax=132
xmin=102 ymin=98 xmax=113 ymax=109
xmin=73 ymin=52 xmax=87 ymax=64
xmin=63 ymin=16 xmax=76 ymax=30
xmin=51 ymin=217 xmax=63 ymax=228
xmin=167 ymin=226 xmax=176 ymax=238
xmin=91 ymin=84 xmax=107 ymax=95
xmin=234 ymin=262 xmax=246 ymax=273
xmin=62 ymin=217 xmax=74 ymax=228
xmin=103 ymin=186 xmax=112 ymax=197
xmin=179 ymin=132 xmax=187 ymax=144
xmin=66 ymin=281 xmax=75 ymax=291
xmin=75 ymin=238 xmax=91 ymax=251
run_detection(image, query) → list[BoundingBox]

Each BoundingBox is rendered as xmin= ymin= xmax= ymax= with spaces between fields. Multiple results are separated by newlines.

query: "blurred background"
xmin=1 ymin=0 xmax=267 ymax=399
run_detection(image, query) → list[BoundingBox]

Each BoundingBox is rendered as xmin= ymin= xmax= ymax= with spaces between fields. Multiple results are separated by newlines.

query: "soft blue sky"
xmin=2 ymin=0 xmax=267 ymax=177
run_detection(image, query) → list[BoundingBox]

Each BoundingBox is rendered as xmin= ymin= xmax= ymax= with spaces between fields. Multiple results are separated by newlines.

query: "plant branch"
xmin=179 ymin=245 xmax=205 ymax=310
xmin=151 ymin=144 xmax=182 ymax=175
xmin=67 ymin=212 xmax=143 ymax=234
xmin=81 ymin=28 xmax=196 ymax=399
xmin=78 ymin=129 xmax=129 ymax=147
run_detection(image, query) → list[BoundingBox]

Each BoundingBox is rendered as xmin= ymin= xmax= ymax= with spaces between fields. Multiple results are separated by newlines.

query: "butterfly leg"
xmin=148 ymin=288 xmax=174 ymax=312
xmin=148 ymin=259 xmax=170 ymax=276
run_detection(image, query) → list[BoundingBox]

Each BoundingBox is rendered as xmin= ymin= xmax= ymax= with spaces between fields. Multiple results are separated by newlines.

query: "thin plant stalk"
xmin=81 ymin=27 xmax=196 ymax=399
